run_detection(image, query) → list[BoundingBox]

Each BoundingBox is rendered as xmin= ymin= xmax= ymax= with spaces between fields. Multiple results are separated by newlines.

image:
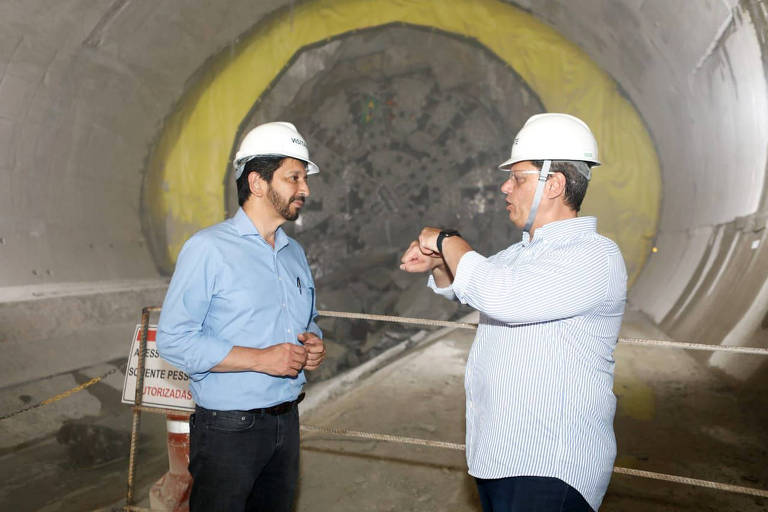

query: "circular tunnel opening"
xmin=143 ymin=6 xmax=663 ymax=380
xmin=227 ymin=25 xmax=546 ymax=374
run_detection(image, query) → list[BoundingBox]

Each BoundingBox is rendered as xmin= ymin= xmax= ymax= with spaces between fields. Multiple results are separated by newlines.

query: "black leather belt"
xmin=246 ymin=392 xmax=305 ymax=416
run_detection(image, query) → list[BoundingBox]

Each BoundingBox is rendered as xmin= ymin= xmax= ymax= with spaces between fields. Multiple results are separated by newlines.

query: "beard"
xmin=267 ymin=185 xmax=304 ymax=221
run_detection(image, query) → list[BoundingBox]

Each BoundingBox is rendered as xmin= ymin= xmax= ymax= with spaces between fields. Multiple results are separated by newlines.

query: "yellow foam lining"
xmin=145 ymin=0 xmax=661 ymax=284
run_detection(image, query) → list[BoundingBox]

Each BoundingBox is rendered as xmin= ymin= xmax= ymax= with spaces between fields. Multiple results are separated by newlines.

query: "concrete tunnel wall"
xmin=0 ymin=0 xmax=767 ymax=388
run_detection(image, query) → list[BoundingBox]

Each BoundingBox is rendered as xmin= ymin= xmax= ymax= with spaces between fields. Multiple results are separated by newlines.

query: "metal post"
xmin=126 ymin=307 xmax=152 ymax=506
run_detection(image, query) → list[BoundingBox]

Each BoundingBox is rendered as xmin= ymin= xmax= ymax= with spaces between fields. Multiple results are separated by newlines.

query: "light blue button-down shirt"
xmin=429 ymin=216 xmax=627 ymax=511
xmin=157 ymin=207 xmax=321 ymax=411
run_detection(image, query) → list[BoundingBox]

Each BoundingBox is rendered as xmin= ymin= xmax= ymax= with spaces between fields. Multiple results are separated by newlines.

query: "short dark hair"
xmin=531 ymin=160 xmax=590 ymax=212
xmin=236 ymin=156 xmax=285 ymax=206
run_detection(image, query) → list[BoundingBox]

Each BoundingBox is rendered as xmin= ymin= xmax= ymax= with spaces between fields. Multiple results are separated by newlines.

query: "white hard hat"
xmin=233 ymin=121 xmax=319 ymax=178
xmin=498 ymin=113 xmax=600 ymax=174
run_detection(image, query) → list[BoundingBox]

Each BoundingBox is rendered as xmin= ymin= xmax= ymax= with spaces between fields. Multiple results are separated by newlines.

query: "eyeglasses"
xmin=506 ymin=170 xmax=551 ymax=185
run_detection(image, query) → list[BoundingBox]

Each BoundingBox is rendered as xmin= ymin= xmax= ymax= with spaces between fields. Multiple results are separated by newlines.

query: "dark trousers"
xmin=188 ymin=404 xmax=300 ymax=512
xmin=476 ymin=476 xmax=594 ymax=512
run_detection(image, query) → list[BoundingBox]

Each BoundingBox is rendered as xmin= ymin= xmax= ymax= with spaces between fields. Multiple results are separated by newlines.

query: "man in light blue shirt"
xmin=157 ymin=122 xmax=325 ymax=512
xmin=400 ymin=114 xmax=627 ymax=511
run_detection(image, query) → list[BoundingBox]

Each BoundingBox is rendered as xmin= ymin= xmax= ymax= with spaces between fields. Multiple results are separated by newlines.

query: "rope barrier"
xmin=131 ymin=405 xmax=191 ymax=417
xmin=301 ymin=424 xmax=466 ymax=451
xmin=617 ymin=336 xmax=768 ymax=355
xmin=0 ymin=364 xmax=124 ymax=421
xmin=318 ymin=310 xmax=768 ymax=356
xmin=300 ymin=424 xmax=768 ymax=499
xmin=319 ymin=309 xmax=480 ymax=330
xmin=612 ymin=467 xmax=768 ymax=499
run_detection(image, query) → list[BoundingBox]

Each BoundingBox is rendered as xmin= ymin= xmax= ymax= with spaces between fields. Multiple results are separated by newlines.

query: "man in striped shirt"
xmin=400 ymin=113 xmax=627 ymax=511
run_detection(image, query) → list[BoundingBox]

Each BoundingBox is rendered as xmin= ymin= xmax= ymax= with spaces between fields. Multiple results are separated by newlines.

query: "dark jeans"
xmin=189 ymin=404 xmax=300 ymax=512
xmin=475 ymin=476 xmax=594 ymax=512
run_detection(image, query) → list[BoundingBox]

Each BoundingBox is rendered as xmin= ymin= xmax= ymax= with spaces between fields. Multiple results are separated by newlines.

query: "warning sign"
xmin=121 ymin=324 xmax=194 ymax=411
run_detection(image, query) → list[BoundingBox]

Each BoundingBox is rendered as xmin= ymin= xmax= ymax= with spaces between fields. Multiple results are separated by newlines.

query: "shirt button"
xmin=282 ymin=303 xmax=286 ymax=308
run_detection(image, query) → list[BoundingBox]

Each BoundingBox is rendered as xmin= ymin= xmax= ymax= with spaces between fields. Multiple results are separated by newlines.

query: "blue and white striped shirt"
xmin=429 ymin=216 xmax=626 ymax=510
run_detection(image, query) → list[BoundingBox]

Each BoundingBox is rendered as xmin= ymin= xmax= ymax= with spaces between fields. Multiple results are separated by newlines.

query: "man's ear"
xmin=248 ymin=172 xmax=265 ymax=198
xmin=546 ymin=172 xmax=566 ymax=199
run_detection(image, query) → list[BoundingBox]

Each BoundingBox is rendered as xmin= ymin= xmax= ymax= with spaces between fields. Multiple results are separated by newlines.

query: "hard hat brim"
xmin=497 ymin=155 xmax=601 ymax=170
xmin=497 ymin=156 xmax=518 ymax=170
xmin=306 ymin=160 xmax=320 ymax=175
xmin=234 ymin=154 xmax=320 ymax=178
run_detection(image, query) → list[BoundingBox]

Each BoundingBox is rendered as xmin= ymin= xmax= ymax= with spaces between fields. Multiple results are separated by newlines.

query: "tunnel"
xmin=0 ymin=0 xmax=767 ymax=510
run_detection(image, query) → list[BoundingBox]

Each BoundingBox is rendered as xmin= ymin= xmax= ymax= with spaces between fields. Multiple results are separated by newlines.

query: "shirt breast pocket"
xmin=291 ymin=278 xmax=315 ymax=331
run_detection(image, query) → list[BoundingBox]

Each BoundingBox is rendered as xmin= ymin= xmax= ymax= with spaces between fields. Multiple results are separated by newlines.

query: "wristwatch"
xmin=436 ymin=229 xmax=461 ymax=253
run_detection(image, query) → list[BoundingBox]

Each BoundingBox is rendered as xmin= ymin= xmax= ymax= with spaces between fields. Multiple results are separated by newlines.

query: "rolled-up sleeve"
xmin=156 ymin=235 xmax=234 ymax=381
xmin=426 ymin=274 xmax=457 ymax=300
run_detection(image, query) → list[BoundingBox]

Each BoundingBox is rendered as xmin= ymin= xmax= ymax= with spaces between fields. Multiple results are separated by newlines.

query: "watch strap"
xmin=436 ymin=229 xmax=461 ymax=253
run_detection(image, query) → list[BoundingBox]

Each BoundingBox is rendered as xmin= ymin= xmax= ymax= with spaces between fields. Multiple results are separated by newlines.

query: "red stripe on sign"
xmin=135 ymin=328 xmax=157 ymax=342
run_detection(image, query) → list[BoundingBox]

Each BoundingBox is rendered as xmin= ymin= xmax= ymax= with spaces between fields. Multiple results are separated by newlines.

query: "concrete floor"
xmin=296 ymin=311 xmax=768 ymax=512
xmin=1 ymin=311 xmax=767 ymax=511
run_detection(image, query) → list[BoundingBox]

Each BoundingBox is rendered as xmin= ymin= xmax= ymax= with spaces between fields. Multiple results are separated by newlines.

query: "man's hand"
xmin=298 ymin=332 xmax=325 ymax=371
xmin=417 ymin=227 xmax=442 ymax=254
xmin=400 ymin=240 xmax=444 ymax=273
xmin=400 ymin=227 xmax=472 ymax=286
xmin=254 ymin=343 xmax=307 ymax=377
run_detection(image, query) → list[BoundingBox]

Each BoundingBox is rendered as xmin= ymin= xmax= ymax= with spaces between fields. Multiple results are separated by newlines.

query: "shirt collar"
xmin=522 ymin=216 xmax=597 ymax=246
xmin=232 ymin=207 xmax=289 ymax=250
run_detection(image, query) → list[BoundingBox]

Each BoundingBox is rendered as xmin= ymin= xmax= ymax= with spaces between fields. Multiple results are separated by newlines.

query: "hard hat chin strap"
xmin=523 ymin=160 xmax=551 ymax=233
